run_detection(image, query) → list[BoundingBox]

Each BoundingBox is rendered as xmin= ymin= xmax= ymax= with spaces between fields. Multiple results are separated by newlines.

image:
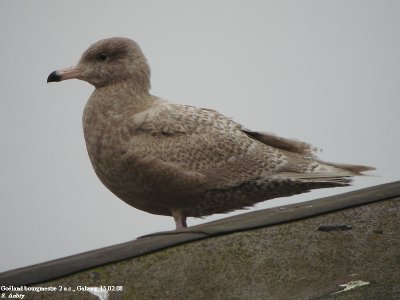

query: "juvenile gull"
xmin=47 ymin=37 xmax=374 ymax=230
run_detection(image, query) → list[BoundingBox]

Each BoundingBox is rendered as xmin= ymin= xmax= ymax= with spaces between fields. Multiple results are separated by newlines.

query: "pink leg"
xmin=171 ymin=209 xmax=187 ymax=230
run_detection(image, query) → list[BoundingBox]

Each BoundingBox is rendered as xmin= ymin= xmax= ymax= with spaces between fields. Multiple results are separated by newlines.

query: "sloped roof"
xmin=1 ymin=181 xmax=399 ymax=299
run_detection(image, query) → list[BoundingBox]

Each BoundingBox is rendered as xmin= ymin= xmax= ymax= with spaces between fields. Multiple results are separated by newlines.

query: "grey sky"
xmin=1 ymin=1 xmax=399 ymax=272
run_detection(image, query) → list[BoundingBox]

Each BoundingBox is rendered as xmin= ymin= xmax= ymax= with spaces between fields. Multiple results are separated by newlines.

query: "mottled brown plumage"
xmin=48 ymin=37 xmax=374 ymax=230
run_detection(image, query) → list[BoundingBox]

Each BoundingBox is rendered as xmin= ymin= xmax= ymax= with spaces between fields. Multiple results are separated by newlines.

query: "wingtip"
xmin=318 ymin=161 xmax=376 ymax=176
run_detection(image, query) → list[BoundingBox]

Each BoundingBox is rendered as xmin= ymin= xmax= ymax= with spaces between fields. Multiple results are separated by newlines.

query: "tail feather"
xmin=317 ymin=160 xmax=375 ymax=175
xmin=274 ymin=171 xmax=353 ymax=186
xmin=274 ymin=159 xmax=375 ymax=188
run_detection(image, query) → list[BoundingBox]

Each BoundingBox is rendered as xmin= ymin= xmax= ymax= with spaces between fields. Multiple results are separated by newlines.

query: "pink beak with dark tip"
xmin=47 ymin=66 xmax=81 ymax=83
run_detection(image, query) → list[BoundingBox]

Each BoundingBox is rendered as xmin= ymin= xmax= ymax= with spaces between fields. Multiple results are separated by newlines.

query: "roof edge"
xmin=1 ymin=181 xmax=399 ymax=286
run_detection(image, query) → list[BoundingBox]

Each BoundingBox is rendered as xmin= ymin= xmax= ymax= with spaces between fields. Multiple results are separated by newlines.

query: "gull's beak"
xmin=47 ymin=66 xmax=81 ymax=83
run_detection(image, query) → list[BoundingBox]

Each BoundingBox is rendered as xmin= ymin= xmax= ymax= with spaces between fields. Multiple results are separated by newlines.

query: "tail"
xmin=274 ymin=161 xmax=375 ymax=187
xmin=316 ymin=160 xmax=375 ymax=176
xmin=242 ymin=128 xmax=375 ymax=188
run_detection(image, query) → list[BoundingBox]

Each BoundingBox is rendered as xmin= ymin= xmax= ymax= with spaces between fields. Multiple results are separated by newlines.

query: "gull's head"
xmin=47 ymin=37 xmax=151 ymax=90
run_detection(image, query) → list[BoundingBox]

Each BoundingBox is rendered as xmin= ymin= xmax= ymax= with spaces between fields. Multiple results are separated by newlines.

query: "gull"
xmin=48 ymin=37 xmax=374 ymax=230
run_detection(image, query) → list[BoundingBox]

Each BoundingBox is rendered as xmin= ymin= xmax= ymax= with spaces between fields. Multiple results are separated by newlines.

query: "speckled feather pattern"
xmin=51 ymin=37 xmax=374 ymax=226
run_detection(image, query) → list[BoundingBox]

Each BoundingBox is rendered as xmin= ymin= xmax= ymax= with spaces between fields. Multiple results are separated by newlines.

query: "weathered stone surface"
xmin=1 ymin=182 xmax=399 ymax=299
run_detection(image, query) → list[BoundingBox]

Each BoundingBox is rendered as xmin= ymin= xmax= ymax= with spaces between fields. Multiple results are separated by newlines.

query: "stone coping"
xmin=1 ymin=181 xmax=399 ymax=286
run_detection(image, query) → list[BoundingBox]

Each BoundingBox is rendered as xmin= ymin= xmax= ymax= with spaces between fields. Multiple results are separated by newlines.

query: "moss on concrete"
xmin=21 ymin=197 xmax=400 ymax=299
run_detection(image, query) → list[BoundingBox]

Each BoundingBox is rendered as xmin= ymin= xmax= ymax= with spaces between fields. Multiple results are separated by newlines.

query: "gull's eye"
xmin=98 ymin=53 xmax=108 ymax=61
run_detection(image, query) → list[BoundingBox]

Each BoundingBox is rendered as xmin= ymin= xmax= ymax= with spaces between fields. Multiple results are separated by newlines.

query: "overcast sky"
xmin=1 ymin=1 xmax=399 ymax=272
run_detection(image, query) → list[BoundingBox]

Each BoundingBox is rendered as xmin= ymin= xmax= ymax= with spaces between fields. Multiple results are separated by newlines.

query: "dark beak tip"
xmin=47 ymin=71 xmax=61 ymax=83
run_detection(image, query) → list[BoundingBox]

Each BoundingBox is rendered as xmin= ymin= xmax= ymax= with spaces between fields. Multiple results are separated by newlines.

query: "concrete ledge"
xmin=1 ymin=181 xmax=399 ymax=299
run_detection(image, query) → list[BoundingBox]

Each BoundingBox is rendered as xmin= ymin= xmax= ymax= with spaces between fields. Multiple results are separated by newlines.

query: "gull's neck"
xmin=89 ymin=79 xmax=152 ymax=114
